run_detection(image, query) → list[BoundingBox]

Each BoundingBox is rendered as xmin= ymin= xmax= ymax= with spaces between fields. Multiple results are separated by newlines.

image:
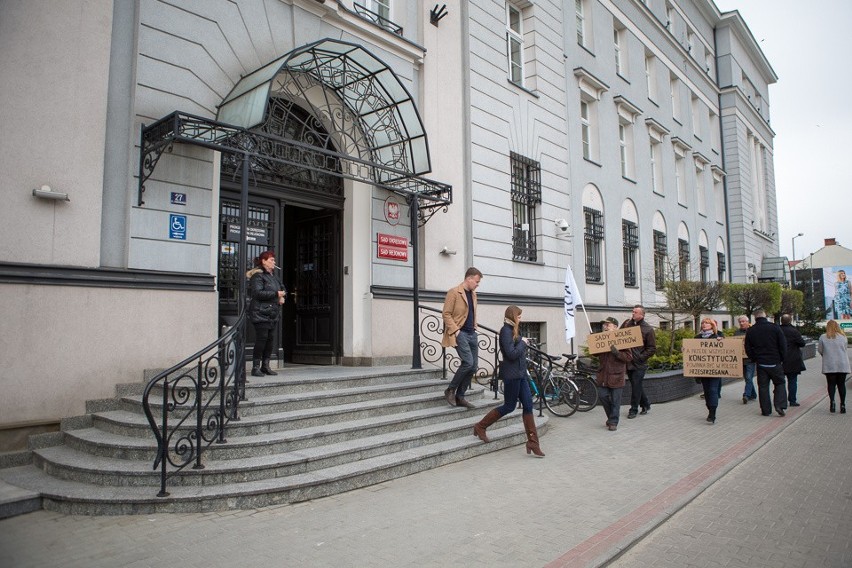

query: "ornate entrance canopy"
xmin=139 ymin=39 xmax=450 ymax=224
xmin=217 ymin=38 xmax=430 ymax=183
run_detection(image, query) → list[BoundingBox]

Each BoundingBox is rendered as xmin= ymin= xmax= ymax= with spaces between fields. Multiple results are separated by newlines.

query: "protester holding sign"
xmin=621 ymin=305 xmax=656 ymax=419
xmin=595 ymin=317 xmax=633 ymax=431
xmin=695 ymin=318 xmax=724 ymax=424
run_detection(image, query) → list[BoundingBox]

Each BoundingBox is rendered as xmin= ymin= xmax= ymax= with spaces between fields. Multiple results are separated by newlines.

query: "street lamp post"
xmin=792 ymin=232 xmax=804 ymax=289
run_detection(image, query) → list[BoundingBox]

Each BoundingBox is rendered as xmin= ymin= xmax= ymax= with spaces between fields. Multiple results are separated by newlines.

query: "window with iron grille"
xmin=653 ymin=230 xmax=667 ymax=290
xmin=519 ymin=322 xmax=542 ymax=346
xmin=511 ymin=152 xmax=541 ymax=262
xmin=699 ymin=246 xmax=709 ymax=282
xmin=717 ymin=251 xmax=727 ymax=282
xmin=678 ymin=239 xmax=690 ymax=280
xmin=622 ymin=220 xmax=639 ymax=287
xmin=584 ymin=207 xmax=604 ymax=282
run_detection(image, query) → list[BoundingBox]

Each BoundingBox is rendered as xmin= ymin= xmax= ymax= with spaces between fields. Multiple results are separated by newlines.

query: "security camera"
xmin=554 ymin=218 xmax=569 ymax=232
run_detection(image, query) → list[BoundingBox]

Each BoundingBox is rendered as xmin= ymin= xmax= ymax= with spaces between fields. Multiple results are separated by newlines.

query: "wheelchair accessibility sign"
xmin=169 ymin=214 xmax=187 ymax=240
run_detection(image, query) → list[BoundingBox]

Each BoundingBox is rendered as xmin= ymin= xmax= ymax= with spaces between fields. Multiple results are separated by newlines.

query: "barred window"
xmin=699 ymin=246 xmax=709 ymax=283
xmin=519 ymin=322 xmax=542 ymax=346
xmin=717 ymin=251 xmax=727 ymax=282
xmin=584 ymin=207 xmax=604 ymax=282
xmin=510 ymin=152 xmax=541 ymax=262
xmin=622 ymin=220 xmax=639 ymax=287
xmin=653 ymin=230 xmax=667 ymax=290
xmin=678 ymin=239 xmax=690 ymax=281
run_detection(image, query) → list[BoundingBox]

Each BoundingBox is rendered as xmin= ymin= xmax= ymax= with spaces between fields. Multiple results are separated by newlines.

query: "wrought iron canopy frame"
xmin=217 ymin=38 xmax=430 ymax=183
xmin=137 ymin=111 xmax=451 ymax=225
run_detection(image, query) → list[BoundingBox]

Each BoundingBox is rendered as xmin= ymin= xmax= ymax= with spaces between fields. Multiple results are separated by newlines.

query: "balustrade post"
xmin=193 ymin=359 xmax=205 ymax=470
xmin=217 ymin=342 xmax=227 ymax=444
xmin=158 ymin=377 xmax=169 ymax=497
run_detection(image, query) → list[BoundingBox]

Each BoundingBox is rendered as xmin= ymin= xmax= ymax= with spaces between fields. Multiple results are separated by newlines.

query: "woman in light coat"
xmin=817 ymin=320 xmax=850 ymax=414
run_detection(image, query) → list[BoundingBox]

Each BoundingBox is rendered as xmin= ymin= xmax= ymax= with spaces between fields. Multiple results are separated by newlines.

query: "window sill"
xmin=653 ymin=189 xmax=665 ymax=197
xmin=622 ymin=175 xmax=637 ymax=184
xmin=617 ymin=72 xmax=630 ymax=84
xmin=583 ymin=157 xmax=603 ymax=168
xmin=585 ymin=279 xmax=605 ymax=285
xmin=507 ymin=79 xmax=540 ymax=98
xmin=647 ymin=97 xmax=660 ymax=108
xmin=672 ymin=117 xmax=683 ymax=127
xmin=578 ymin=43 xmax=596 ymax=58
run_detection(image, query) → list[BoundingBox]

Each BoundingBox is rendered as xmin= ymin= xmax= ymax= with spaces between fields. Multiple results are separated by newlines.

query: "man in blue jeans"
xmin=733 ymin=315 xmax=757 ymax=404
xmin=441 ymin=267 xmax=483 ymax=409
xmin=744 ymin=309 xmax=788 ymax=417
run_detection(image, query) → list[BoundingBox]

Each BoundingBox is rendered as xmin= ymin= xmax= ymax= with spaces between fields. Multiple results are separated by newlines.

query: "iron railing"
xmin=419 ymin=305 xmax=502 ymax=399
xmin=141 ymin=311 xmax=247 ymax=497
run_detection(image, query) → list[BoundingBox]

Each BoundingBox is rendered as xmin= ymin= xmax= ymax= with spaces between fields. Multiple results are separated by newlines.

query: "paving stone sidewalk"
xmin=0 ymin=362 xmax=846 ymax=568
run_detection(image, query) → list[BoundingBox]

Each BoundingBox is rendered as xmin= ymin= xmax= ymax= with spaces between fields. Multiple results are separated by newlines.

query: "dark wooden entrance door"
xmin=288 ymin=211 xmax=340 ymax=364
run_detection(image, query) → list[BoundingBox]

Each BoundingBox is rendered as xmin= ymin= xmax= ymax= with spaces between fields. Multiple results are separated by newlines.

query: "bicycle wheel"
xmin=542 ymin=375 xmax=578 ymax=417
xmin=573 ymin=375 xmax=599 ymax=412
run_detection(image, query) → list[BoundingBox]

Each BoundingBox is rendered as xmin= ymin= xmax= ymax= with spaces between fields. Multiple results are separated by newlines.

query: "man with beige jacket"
xmin=441 ymin=267 xmax=483 ymax=408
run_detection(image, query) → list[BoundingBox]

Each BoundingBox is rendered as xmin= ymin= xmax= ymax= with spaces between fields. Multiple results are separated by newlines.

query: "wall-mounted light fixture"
xmin=32 ymin=184 xmax=69 ymax=202
xmin=430 ymin=4 xmax=448 ymax=26
xmin=439 ymin=246 xmax=457 ymax=256
xmin=554 ymin=218 xmax=570 ymax=233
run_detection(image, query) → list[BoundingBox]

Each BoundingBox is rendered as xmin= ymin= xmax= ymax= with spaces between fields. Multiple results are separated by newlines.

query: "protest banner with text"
xmin=586 ymin=326 xmax=643 ymax=355
xmin=682 ymin=338 xmax=743 ymax=378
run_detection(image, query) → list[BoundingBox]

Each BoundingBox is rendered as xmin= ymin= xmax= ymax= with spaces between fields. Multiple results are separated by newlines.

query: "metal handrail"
xmin=418 ymin=305 xmax=502 ymax=399
xmin=141 ymin=310 xmax=247 ymax=497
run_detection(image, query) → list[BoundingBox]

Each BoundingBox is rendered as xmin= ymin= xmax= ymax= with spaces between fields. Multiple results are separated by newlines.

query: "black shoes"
xmin=830 ymin=401 xmax=836 ymax=413
xmin=842 ymin=404 xmax=847 ymax=414
xmin=775 ymin=406 xmax=786 ymax=417
xmin=789 ymin=402 xmax=800 ymax=407
xmin=627 ymin=410 xmax=638 ymax=419
xmin=640 ymin=407 xmax=649 ymax=415
xmin=251 ymin=368 xmax=264 ymax=377
xmin=706 ymin=416 xmax=716 ymax=424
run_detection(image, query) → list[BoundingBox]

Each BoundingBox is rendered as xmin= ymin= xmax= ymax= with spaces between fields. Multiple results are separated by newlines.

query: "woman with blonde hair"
xmin=695 ymin=317 xmax=724 ymax=423
xmin=818 ymin=320 xmax=850 ymax=413
xmin=473 ymin=305 xmax=544 ymax=457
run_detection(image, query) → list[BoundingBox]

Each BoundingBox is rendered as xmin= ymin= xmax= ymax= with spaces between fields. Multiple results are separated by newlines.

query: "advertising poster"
xmin=823 ymin=265 xmax=852 ymax=321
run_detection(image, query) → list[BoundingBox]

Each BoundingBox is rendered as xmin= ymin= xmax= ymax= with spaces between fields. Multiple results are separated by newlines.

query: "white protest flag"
xmin=564 ymin=265 xmax=583 ymax=341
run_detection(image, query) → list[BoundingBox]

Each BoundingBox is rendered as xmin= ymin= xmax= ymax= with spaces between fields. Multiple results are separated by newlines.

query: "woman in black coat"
xmin=780 ymin=314 xmax=806 ymax=406
xmin=472 ymin=305 xmax=544 ymax=457
xmin=695 ymin=318 xmax=724 ymax=423
xmin=246 ymin=250 xmax=286 ymax=377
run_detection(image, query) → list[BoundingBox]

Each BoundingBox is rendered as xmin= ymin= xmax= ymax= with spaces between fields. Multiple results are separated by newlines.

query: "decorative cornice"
xmin=0 ymin=262 xmax=214 ymax=291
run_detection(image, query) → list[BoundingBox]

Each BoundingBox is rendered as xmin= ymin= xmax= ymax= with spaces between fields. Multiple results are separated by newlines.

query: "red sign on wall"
xmin=377 ymin=233 xmax=408 ymax=261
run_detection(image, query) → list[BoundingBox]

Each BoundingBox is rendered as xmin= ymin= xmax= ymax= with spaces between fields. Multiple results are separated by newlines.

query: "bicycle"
xmin=524 ymin=343 xmax=580 ymax=417
xmin=553 ymin=353 xmax=599 ymax=412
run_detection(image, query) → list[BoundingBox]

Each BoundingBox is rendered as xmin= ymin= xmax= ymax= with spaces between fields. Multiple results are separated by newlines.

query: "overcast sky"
xmin=712 ymin=0 xmax=852 ymax=260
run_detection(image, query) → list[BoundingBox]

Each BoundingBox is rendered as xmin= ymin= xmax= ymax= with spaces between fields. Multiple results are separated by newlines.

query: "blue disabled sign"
xmin=169 ymin=214 xmax=187 ymax=240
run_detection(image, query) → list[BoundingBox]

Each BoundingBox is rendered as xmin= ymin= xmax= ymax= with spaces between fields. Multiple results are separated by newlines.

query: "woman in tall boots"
xmin=473 ymin=305 xmax=544 ymax=457
xmin=246 ymin=250 xmax=286 ymax=377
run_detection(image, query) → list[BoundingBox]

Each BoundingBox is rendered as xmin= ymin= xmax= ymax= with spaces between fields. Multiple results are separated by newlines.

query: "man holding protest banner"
xmin=594 ymin=317 xmax=633 ymax=431
xmin=622 ymin=305 xmax=656 ymax=419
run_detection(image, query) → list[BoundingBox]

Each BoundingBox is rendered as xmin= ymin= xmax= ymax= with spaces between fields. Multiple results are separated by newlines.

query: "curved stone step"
xmin=97 ymin=386 xmax=489 ymax=438
xmin=38 ymin=411 xmax=525 ymax=486
xmin=1 ymin=416 xmax=548 ymax=515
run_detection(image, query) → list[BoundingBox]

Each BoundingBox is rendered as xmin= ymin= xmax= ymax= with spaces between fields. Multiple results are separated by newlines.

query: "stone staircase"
xmin=0 ymin=365 xmax=547 ymax=516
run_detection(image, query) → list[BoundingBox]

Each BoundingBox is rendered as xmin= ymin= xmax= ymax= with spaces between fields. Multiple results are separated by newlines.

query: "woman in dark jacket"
xmin=246 ymin=250 xmax=286 ymax=377
xmin=780 ymin=314 xmax=806 ymax=406
xmin=472 ymin=305 xmax=544 ymax=457
xmin=696 ymin=318 xmax=724 ymax=424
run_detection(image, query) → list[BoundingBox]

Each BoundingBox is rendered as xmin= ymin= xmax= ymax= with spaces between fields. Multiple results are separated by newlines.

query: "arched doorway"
xmin=218 ymin=99 xmax=343 ymax=365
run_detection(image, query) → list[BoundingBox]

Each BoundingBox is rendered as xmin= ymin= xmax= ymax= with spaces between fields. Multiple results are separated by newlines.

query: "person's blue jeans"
xmin=742 ymin=363 xmax=757 ymax=399
xmin=449 ymin=330 xmax=478 ymax=400
xmin=786 ymin=373 xmax=799 ymax=404
xmin=497 ymin=376 xmax=534 ymax=416
xmin=756 ymin=364 xmax=787 ymax=415
xmin=627 ymin=367 xmax=649 ymax=412
xmin=598 ymin=385 xmax=623 ymax=425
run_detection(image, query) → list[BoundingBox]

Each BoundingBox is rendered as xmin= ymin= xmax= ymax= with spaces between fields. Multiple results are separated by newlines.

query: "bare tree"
xmin=663 ymin=280 xmax=725 ymax=330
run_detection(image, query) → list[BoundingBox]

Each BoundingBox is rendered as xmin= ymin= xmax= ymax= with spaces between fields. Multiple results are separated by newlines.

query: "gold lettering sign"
xmin=586 ymin=326 xmax=643 ymax=354
xmin=682 ymin=338 xmax=743 ymax=378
